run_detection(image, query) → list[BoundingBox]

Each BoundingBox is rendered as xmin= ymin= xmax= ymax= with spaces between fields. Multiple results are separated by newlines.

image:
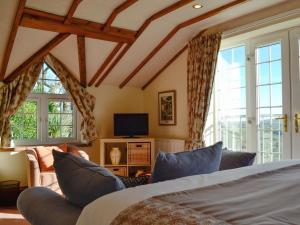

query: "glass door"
xmin=290 ymin=28 xmax=300 ymax=159
xmin=250 ymin=32 xmax=291 ymax=163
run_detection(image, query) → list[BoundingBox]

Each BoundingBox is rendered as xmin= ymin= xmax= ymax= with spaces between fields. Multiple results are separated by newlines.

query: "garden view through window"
xmin=204 ymin=45 xmax=247 ymax=152
xmin=11 ymin=63 xmax=77 ymax=144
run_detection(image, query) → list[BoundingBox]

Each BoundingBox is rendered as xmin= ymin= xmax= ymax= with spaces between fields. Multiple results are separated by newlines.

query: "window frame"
xmin=12 ymin=63 xmax=81 ymax=146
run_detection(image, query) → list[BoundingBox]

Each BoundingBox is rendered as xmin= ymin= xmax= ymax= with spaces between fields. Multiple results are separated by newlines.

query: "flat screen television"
xmin=114 ymin=113 xmax=148 ymax=137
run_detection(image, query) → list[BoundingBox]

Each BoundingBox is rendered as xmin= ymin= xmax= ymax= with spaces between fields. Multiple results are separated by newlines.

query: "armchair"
xmin=16 ymin=145 xmax=89 ymax=194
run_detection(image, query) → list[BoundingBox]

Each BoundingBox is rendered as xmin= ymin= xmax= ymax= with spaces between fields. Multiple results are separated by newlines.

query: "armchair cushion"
xmin=35 ymin=144 xmax=67 ymax=172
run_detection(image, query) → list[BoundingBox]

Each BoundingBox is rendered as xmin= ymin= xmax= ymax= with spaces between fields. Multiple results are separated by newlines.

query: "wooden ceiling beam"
xmin=20 ymin=13 xmax=134 ymax=43
xmin=103 ymin=0 xmax=138 ymax=31
xmin=94 ymin=0 xmax=194 ymax=86
xmin=142 ymin=45 xmax=187 ymax=90
xmin=0 ymin=0 xmax=26 ymax=80
xmin=89 ymin=43 xmax=123 ymax=86
xmin=23 ymin=8 xmax=137 ymax=38
xmin=65 ymin=0 xmax=83 ymax=24
xmin=4 ymin=33 xmax=70 ymax=82
xmin=77 ymin=35 xmax=86 ymax=87
xmin=21 ymin=9 xmax=137 ymax=43
xmin=119 ymin=0 xmax=247 ymax=88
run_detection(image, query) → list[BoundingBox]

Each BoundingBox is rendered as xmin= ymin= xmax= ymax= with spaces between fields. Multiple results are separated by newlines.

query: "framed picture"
xmin=158 ymin=90 xmax=176 ymax=125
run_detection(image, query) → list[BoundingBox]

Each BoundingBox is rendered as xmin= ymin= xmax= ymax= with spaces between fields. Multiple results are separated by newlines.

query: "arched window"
xmin=10 ymin=62 xmax=79 ymax=145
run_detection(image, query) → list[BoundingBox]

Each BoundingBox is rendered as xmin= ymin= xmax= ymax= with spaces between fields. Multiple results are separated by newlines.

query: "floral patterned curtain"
xmin=0 ymin=60 xmax=43 ymax=147
xmin=46 ymin=54 xmax=98 ymax=143
xmin=185 ymin=32 xmax=222 ymax=150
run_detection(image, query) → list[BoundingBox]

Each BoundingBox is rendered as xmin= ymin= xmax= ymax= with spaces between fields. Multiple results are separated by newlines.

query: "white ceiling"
xmin=0 ymin=0 xmax=290 ymax=88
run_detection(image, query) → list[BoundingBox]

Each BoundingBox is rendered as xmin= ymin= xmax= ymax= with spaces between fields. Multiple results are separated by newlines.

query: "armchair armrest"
xmin=18 ymin=187 xmax=82 ymax=225
xmin=24 ymin=149 xmax=41 ymax=187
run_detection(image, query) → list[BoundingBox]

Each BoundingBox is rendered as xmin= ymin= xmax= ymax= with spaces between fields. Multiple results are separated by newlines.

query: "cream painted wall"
xmin=143 ymin=50 xmax=188 ymax=139
xmin=83 ymin=85 xmax=146 ymax=162
xmin=0 ymin=151 xmax=28 ymax=187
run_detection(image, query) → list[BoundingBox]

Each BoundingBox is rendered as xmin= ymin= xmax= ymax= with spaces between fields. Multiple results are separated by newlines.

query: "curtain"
xmin=46 ymin=54 xmax=98 ymax=143
xmin=185 ymin=32 xmax=222 ymax=150
xmin=0 ymin=60 xmax=43 ymax=147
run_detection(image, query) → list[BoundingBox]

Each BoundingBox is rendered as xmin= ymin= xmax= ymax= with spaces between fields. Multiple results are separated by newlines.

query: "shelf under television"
xmin=105 ymin=164 xmax=127 ymax=167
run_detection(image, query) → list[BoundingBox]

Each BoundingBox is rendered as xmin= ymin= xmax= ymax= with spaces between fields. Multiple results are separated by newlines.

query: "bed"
xmin=18 ymin=159 xmax=300 ymax=225
xmin=76 ymin=159 xmax=300 ymax=225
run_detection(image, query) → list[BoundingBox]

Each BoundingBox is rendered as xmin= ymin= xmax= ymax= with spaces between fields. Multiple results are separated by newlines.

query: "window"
xmin=11 ymin=63 xmax=79 ymax=144
xmin=204 ymin=45 xmax=247 ymax=151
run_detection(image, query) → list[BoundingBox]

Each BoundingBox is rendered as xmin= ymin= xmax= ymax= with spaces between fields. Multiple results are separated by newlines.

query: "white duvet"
xmin=76 ymin=160 xmax=300 ymax=225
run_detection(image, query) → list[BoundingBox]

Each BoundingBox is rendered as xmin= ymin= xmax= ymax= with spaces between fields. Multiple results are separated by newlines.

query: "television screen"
xmin=114 ymin=113 xmax=148 ymax=137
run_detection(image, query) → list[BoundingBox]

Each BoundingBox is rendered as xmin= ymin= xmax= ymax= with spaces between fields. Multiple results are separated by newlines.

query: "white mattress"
xmin=76 ymin=160 xmax=300 ymax=225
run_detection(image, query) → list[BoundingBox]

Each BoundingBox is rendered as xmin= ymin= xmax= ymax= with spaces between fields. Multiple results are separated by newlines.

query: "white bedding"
xmin=76 ymin=160 xmax=300 ymax=225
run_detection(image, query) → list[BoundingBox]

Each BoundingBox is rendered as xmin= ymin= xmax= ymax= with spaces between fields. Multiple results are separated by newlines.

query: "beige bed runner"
xmin=111 ymin=164 xmax=300 ymax=225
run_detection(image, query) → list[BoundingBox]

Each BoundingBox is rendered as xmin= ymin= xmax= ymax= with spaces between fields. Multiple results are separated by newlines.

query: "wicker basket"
xmin=128 ymin=143 xmax=150 ymax=165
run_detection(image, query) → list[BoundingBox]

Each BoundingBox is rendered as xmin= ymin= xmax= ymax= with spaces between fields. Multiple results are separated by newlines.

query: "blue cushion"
xmin=53 ymin=150 xmax=125 ymax=208
xmin=151 ymin=142 xmax=223 ymax=183
xmin=219 ymin=148 xmax=256 ymax=170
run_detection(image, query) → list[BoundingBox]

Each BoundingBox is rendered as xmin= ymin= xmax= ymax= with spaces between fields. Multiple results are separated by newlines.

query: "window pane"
xmin=61 ymin=126 xmax=73 ymax=138
xmin=48 ymin=114 xmax=61 ymax=125
xmin=32 ymin=62 xmax=66 ymax=94
xmin=258 ymin=86 xmax=270 ymax=107
xmin=219 ymin=49 xmax=232 ymax=67
xmin=270 ymin=61 xmax=282 ymax=83
xmin=233 ymin=46 xmax=245 ymax=67
xmin=61 ymin=114 xmax=73 ymax=125
xmin=48 ymin=100 xmax=74 ymax=139
xmin=257 ymin=63 xmax=270 ymax=85
xmin=48 ymin=126 xmax=61 ymax=138
xmin=257 ymin=46 xmax=269 ymax=63
xmin=270 ymin=43 xmax=281 ymax=61
xmin=213 ymin=45 xmax=247 ymax=151
xmin=271 ymin=84 xmax=282 ymax=106
xmin=11 ymin=100 xmax=38 ymax=140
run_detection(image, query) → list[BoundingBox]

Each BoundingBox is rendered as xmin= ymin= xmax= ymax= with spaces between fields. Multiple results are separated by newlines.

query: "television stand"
xmin=100 ymin=138 xmax=155 ymax=177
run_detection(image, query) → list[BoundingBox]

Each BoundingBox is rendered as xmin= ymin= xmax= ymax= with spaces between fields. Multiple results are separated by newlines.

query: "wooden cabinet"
xmin=100 ymin=138 xmax=155 ymax=177
xmin=106 ymin=166 xmax=127 ymax=176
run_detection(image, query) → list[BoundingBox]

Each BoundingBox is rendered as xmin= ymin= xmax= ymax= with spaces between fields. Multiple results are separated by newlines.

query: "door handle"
xmin=295 ymin=113 xmax=300 ymax=133
xmin=275 ymin=114 xmax=288 ymax=132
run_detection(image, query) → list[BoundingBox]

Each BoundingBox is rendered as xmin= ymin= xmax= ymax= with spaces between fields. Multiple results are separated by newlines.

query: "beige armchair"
xmin=16 ymin=145 xmax=89 ymax=194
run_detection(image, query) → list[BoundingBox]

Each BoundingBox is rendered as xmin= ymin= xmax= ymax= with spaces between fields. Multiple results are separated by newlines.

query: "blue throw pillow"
xmin=151 ymin=142 xmax=223 ymax=183
xmin=219 ymin=148 xmax=256 ymax=170
xmin=53 ymin=150 xmax=125 ymax=208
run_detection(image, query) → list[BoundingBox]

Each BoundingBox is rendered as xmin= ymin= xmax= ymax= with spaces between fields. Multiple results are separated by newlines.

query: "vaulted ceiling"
xmin=0 ymin=0 xmax=289 ymax=89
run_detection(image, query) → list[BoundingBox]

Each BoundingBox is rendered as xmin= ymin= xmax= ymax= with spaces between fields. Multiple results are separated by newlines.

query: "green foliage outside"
xmin=11 ymin=101 xmax=37 ymax=140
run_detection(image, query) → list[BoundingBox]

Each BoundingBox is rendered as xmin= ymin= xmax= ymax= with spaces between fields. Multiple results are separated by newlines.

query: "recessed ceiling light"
xmin=193 ymin=4 xmax=203 ymax=9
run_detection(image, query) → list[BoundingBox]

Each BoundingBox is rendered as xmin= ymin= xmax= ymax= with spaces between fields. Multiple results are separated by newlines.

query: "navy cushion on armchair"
xmin=151 ymin=142 xmax=223 ymax=183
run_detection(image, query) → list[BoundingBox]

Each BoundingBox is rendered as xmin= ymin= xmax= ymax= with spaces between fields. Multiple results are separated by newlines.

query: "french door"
xmin=249 ymin=32 xmax=291 ymax=163
xmin=290 ymin=28 xmax=300 ymax=159
xmin=205 ymin=27 xmax=300 ymax=163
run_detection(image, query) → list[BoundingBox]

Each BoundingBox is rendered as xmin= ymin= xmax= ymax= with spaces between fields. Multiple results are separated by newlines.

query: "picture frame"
xmin=158 ymin=90 xmax=176 ymax=125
